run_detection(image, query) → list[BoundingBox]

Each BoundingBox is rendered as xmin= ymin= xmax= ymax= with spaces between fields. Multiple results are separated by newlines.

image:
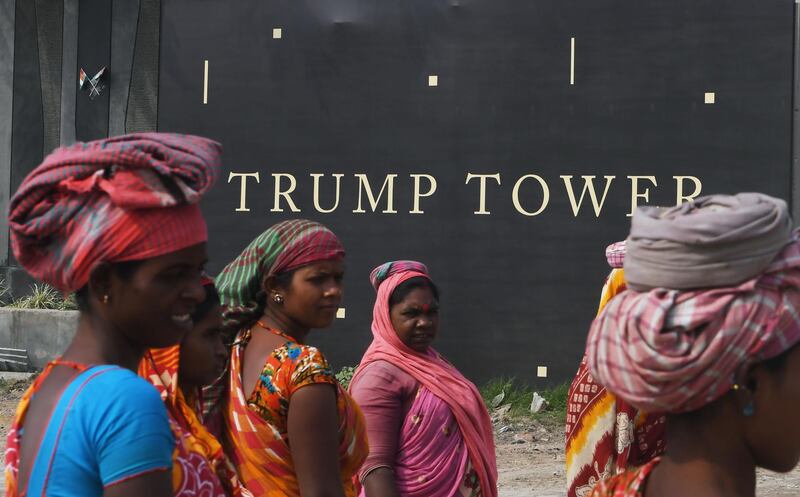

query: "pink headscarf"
xmin=605 ymin=241 xmax=626 ymax=269
xmin=352 ymin=261 xmax=498 ymax=497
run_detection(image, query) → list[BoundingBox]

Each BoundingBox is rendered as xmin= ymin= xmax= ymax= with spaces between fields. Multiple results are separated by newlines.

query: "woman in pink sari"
xmin=349 ymin=261 xmax=497 ymax=497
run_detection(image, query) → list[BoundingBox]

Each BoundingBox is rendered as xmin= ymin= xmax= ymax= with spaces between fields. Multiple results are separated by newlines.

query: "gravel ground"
xmin=0 ymin=377 xmax=798 ymax=496
xmin=493 ymin=415 xmax=800 ymax=497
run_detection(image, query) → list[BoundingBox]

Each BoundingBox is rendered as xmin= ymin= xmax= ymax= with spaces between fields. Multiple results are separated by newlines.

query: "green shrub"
xmin=0 ymin=278 xmax=10 ymax=306
xmin=7 ymin=283 xmax=77 ymax=311
xmin=336 ymin=365 xmax=357 ymax=390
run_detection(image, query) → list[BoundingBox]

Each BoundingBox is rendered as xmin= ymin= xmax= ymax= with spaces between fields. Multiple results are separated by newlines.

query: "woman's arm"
xmin=350 ymin=362 xmax=417 ymax=497
xmin=289 ymin=383 xmax=347 ymax=497
xmin=105 ymin=471 xmax=173 ymax=497
xmin=362 ymin=467 xmax=402 ymax=497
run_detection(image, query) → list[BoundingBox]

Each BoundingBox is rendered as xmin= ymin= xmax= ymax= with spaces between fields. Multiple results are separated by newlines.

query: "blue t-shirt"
xmin=22 ymin=365 xmax=174 ymax=496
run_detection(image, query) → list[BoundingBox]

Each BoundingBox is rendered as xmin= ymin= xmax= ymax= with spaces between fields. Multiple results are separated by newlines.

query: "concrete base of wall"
xmin=0 ymin=308 xmax=78 ymax=369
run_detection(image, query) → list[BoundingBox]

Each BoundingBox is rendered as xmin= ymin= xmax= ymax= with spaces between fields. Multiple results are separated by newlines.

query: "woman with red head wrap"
xmin=5 ymin=133 xmax=220 ymax=497
xmin=586 ymin=193 xmax=800 ymax=497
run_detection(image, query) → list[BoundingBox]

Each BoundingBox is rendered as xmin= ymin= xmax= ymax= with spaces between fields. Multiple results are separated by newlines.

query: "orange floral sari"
xmin=587 ymin=458 xmax=659 ymax=497
xmin=140 ymin=346 xmax=250 ymax=497
xmin=224 ymin=328 xmax=368 ymax=497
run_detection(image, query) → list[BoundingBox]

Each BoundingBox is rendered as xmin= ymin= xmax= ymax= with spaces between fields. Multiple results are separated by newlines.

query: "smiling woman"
xmin=214 ymin=219 xmax=368 ymax=497
xmin=4 ymin=133 xmax=221 ymax=497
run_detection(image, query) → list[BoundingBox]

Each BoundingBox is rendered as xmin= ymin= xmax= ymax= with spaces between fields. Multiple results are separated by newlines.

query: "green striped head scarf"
xmin=216 ymin=219 xmax=345 ymax=333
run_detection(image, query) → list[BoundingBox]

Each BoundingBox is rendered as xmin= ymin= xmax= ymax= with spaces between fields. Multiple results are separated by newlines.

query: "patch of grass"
xmin=7 ymin=283 xmax=77 ymax=311
xmin=0 ymin=278 xmax=10 ymax=306
xmin=336 ymin=365 xmax=356 ymax=390
xmin=480 ymin=377 xmax=569 ymax=426
xmin=480 ymin=377 xmax=534 ymax=417
xmin=0 ymin=376 xmax=34 ymax=395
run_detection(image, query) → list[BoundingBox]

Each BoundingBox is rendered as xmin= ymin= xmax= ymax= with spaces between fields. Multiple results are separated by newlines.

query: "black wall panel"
xmin=126 ymin=0 xmax=160 ymax=132
xmin=75 ymin=0 xmax=111 ymax=141
xmin=60 ymin=0 xmax=79 ymax=146
xmin=0 ymin=0 xmax=14 ymax=266
xmin=158 ymin=0 xmax=795 ymax=383
xmin=10 ymin=0 xmax=43 ymax=193
xmin=109 ymin=0 xmax=140 ymax=137
xmin=35 ymin=0 xmax=63 ymax=155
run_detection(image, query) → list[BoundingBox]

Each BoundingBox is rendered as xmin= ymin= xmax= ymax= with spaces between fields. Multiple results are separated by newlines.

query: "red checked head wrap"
xmin=9 ymin=133 xmax=221 ymax=293
xmin=587 ymin=194 xmax=800 ymax=413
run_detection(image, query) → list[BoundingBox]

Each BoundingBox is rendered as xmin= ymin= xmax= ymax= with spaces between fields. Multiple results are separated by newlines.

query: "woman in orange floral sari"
xmin=215 ymin=220 xmax=368 ymax=497
xmin=140 ymin=278 xmax=250 ymax=497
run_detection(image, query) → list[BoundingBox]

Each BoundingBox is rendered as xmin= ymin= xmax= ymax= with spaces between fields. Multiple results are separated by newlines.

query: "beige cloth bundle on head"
xmin=624 ymin=193 xmax=792 ymax=291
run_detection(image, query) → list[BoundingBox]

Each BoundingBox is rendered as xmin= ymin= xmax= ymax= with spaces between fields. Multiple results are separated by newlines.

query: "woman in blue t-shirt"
xmin=5 ymin=133 xmax=221 ymax=497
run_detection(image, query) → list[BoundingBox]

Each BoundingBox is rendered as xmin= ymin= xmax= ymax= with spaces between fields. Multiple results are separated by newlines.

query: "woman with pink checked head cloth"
xmin=349 ymin=261 xmax=497 ymax=497
xmin=5 ymin=133 xmax=220 ymax=497
xmin=586 ymin=193 xmax=800 ymax=497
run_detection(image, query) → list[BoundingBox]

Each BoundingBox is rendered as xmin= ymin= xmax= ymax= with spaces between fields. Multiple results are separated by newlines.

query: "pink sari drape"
xmin=391 ymin=387 xmax=478 ymax=496
xmin=352 ymin=270 xmax=497 ymax=497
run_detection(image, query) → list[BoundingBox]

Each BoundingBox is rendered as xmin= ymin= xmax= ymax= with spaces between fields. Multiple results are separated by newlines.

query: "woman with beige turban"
xmin=587 ymin=193 xmax=800 ymax=497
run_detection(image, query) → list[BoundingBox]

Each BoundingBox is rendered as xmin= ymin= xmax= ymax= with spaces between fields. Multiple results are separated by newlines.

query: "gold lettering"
xmin=512 ymin=174 xmax=550 ymax=216
xmin=353 ymin=174 xmax=398 ymax=213
xmin=561 ymin=175 xmax=615 ymax=217
xmin=227 ymin=172 xmax=260 ymax=212
xmin=674 ymin=175 xmax=702 ymax=205
xmin=310 ymin=173 xmax=343 ymax=213
xmin=628 ymin=175 xmax=658 ymax=216
xmin=410 ymin=174 xmax=438 ymax=214
xmin=465 ymin=173 xmax=501 ymax=215
xmin=271 ymin=173 xmax=301 ymax=213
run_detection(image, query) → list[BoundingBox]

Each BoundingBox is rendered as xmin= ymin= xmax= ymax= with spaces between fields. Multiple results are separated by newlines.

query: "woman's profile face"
xmin=107 ymin=243 xmax=208 ymax=349
xmin=746 ymin=345 xmax=800 ymax=473
xmin=179 ymin=303 xmax=228 ymax=389
xmin=277 ymin=259 xmax=345 ymax=330
xmin=390 ymin=286 xmax=439 ymax=353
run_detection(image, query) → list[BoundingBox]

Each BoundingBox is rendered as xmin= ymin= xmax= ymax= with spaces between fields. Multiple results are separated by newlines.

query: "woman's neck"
xmin=59 ymin=312 xmax=146 ymax=371
xmin=646 ymin=411 xmax=756 ymax=497
xmin=178 ymin=381 xmax=199 ymax=403
xmin=257 ymin=310 xmax=310 ymax=344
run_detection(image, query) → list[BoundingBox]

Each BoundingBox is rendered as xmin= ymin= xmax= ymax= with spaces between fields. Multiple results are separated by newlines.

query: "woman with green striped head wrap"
xmin=214 ymin=219 xmax=368 ymax=497
xmin=216 ymin=219 xmax=346 ymax=335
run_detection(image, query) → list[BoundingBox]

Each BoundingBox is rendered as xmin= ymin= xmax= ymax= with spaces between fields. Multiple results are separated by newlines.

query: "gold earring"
xmin=102 ymin=294 xmax=109 ymax=304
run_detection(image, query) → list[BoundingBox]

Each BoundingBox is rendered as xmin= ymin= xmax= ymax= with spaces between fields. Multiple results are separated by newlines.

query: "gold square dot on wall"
xmin=537 ymin=366 xmax=548 ymax=378
xmin=272 ymin=28 xmax=282 ymax=39
xmin=336 ymin=308 xmax=346 ymax=319
xmin=428 ymin=75 xmax=438 ymax=87
xmin=704 ymin=92 xmax=715 ymax=104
